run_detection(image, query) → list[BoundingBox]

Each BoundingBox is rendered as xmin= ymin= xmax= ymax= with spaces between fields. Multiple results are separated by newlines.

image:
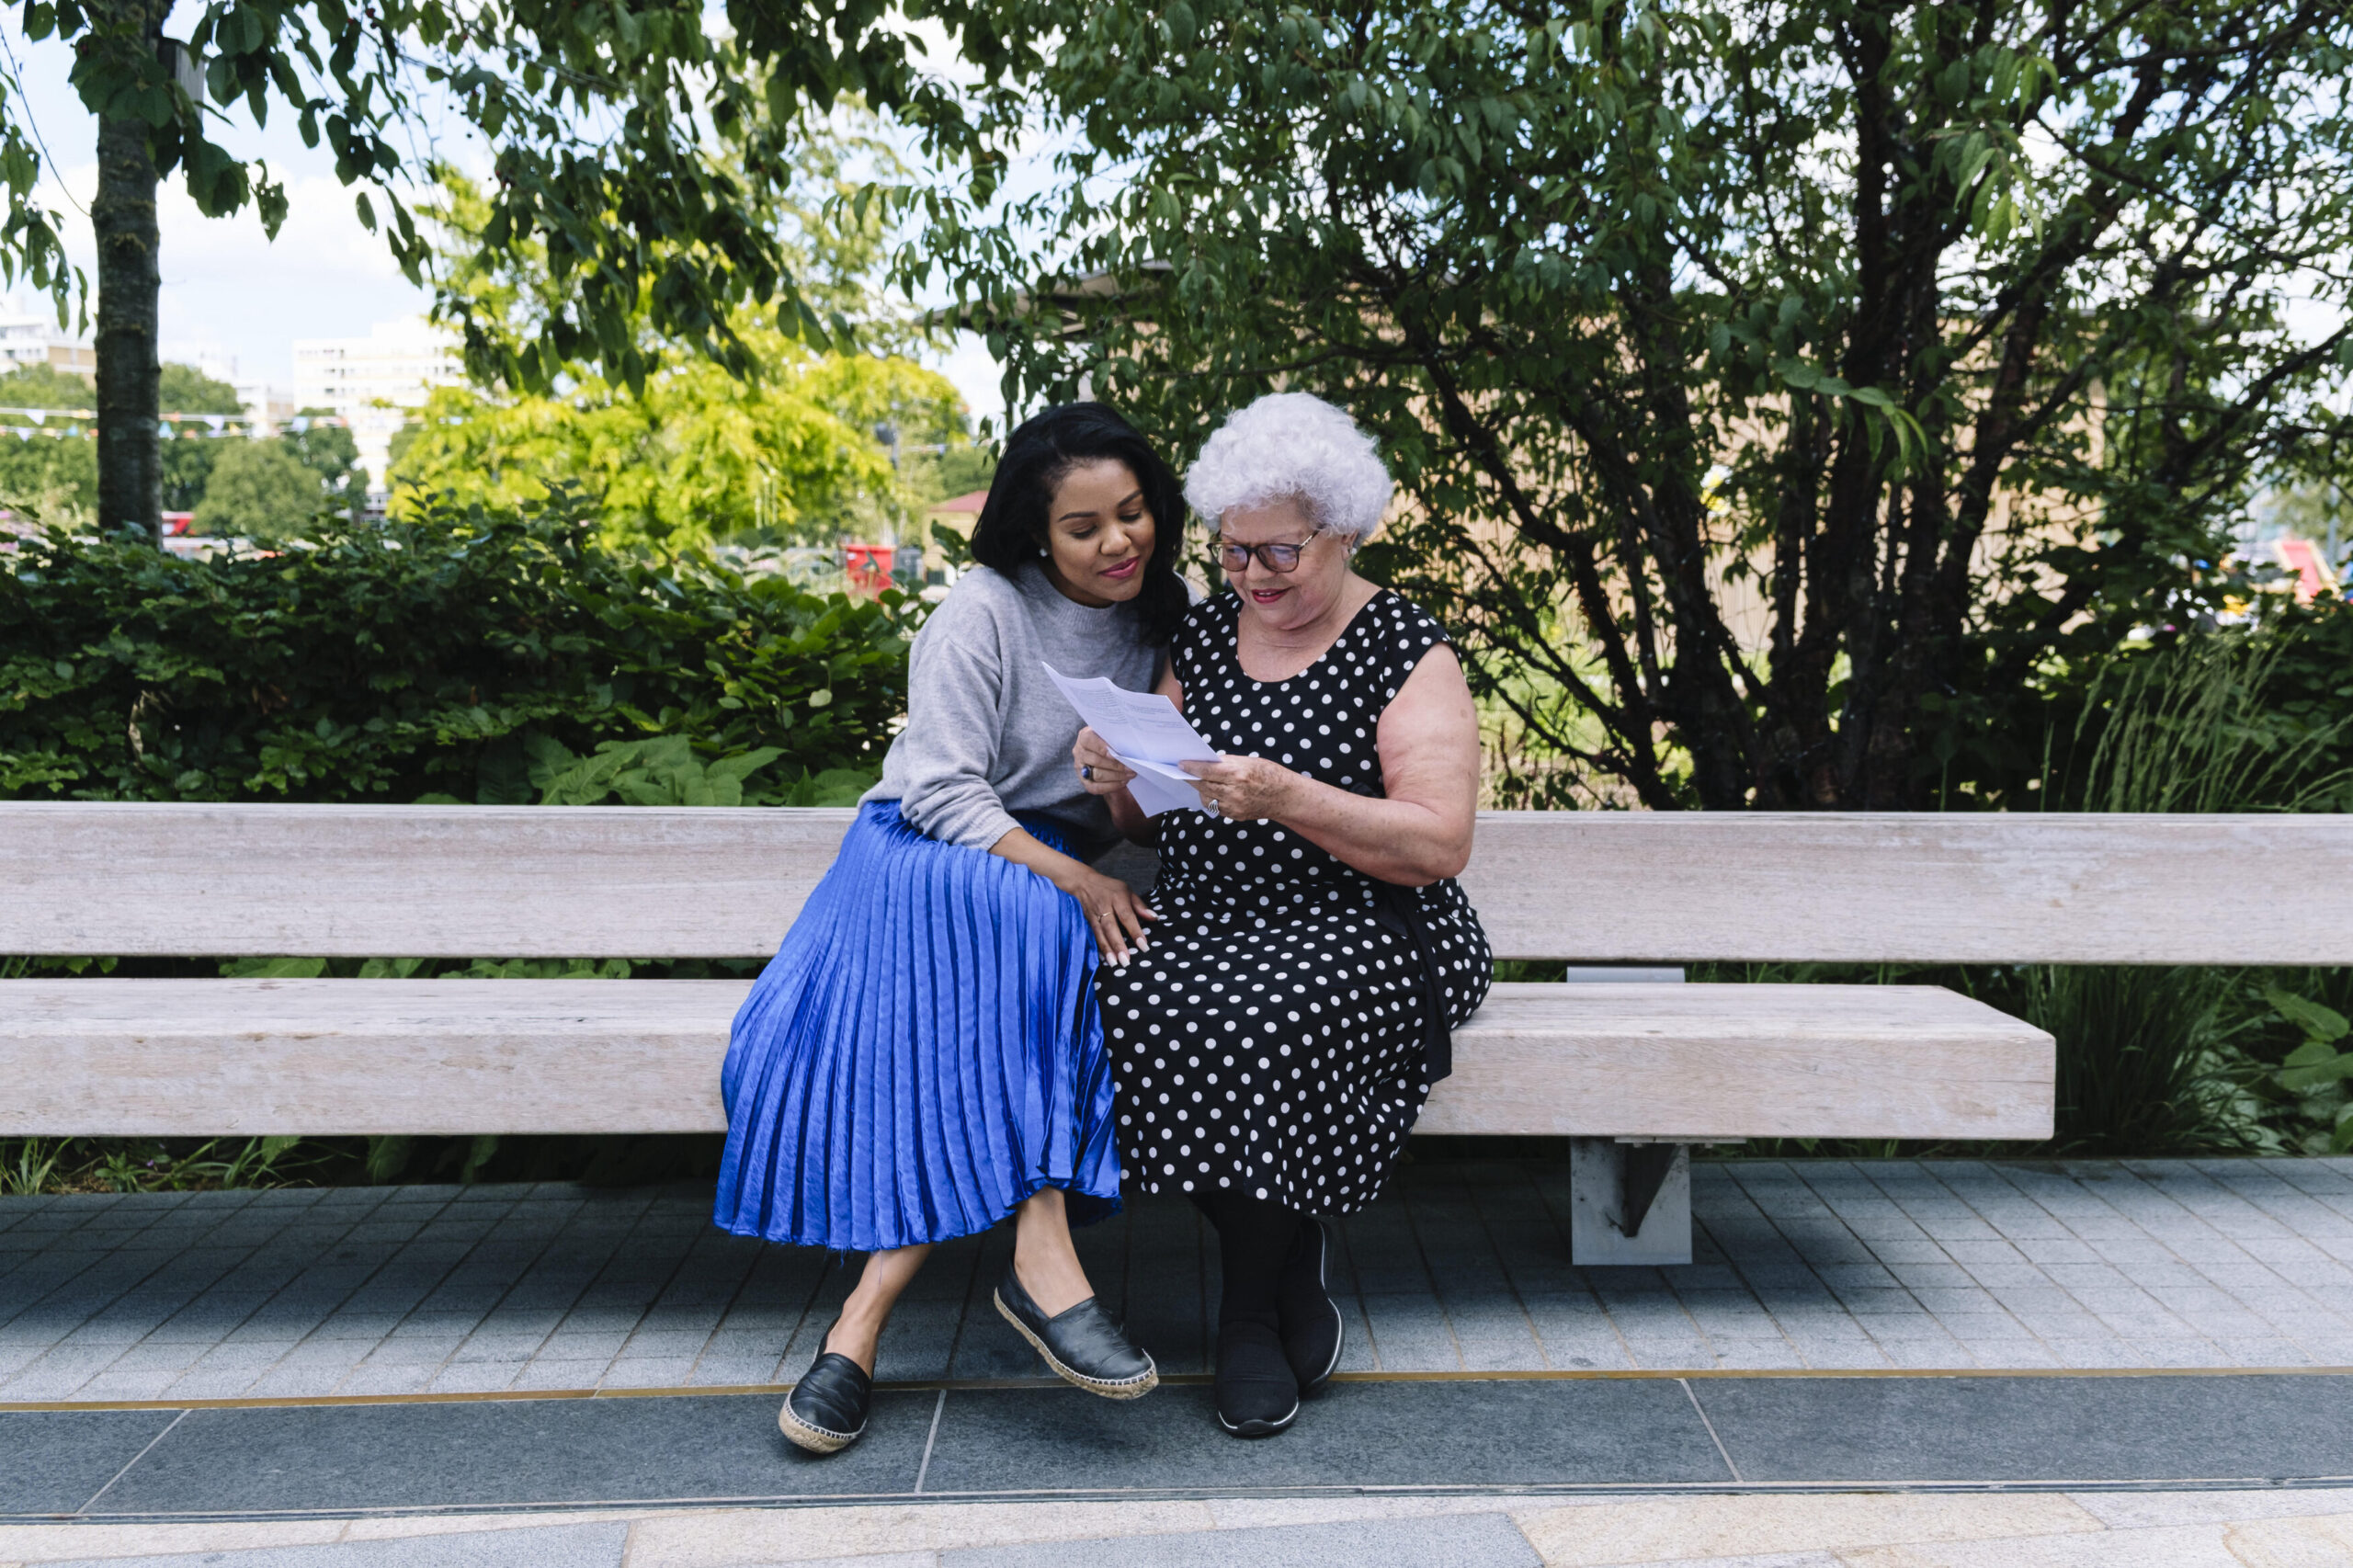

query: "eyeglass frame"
xmin=1213 ymin=528 xmax=1329 ymax=575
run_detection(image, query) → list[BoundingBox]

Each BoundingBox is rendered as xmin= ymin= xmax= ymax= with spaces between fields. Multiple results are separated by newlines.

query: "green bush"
xmin=0 ymin=490 xmax=913 ymax=805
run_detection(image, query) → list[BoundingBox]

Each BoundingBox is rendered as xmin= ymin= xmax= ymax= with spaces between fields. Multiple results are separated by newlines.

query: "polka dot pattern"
xmin=1097 ymin=590 xmax=1494 ymax=1216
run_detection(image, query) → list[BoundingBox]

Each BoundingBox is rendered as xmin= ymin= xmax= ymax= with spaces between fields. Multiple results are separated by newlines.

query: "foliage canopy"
xmin=6 ymin=0 xmax=983 ymax=395
xmin=927 ymin=0 xmax=2353 ymax=808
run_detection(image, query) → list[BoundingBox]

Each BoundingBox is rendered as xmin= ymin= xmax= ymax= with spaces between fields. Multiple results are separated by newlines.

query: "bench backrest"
xmin=4 ymin=802 xmax=2348 ymax=964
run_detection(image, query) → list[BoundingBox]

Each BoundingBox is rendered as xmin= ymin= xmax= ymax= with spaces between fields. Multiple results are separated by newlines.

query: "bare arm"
xmin=1181 ymin=645 xmax=1479 ymax=886
xmin=987 ymin=826 xmax=1157 ymax=965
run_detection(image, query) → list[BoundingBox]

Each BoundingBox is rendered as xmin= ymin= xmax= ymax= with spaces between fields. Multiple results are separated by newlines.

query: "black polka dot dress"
xmin=1096 ymin=590 xmax=1493 ymax=1216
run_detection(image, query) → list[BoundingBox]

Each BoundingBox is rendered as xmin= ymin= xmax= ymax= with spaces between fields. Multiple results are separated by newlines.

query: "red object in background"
xmin=161 ymin=511 xmax=194 ymax=537
xmin=843 ymin=543 xmax=896 ymax=597
xmin=2274 ymin=537 xmax=2341 ymax=605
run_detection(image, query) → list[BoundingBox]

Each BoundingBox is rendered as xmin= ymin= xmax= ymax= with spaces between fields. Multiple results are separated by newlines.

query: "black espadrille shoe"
xmin=994 ymin=1267 xmax=1159 ymax=1399
xmin=779 ymin=1324 xmax=872 ymax=1455
xmin=1214 ymin=1319 xmax=1299 ymax=1437
xmin=1278 ymin=1217 xmax=1344 ymax=1393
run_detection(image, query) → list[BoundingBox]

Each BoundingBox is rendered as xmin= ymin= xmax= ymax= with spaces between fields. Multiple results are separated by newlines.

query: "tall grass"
xmin=2029 ymin=633 xmax=2350 ymax=1154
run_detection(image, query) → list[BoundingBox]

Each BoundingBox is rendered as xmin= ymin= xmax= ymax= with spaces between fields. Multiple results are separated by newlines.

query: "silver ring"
xmin=1081 ymin=764 xmax=1095 ymax=781
xmin=1207 ymin=797 xmax=1221 ymax=817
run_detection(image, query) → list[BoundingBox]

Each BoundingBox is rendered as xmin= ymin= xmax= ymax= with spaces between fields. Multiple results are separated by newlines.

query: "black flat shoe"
xmin=1278 ymin=1216 xmax=1344 ymax=1392
xmin=1215 ymin=1319 xmax=1299 ymax=1437
xmin=779 ymin=1322 xmax=871 ymax=1455
xmin=995 ymin=1267 xmax=1158 ymax=1400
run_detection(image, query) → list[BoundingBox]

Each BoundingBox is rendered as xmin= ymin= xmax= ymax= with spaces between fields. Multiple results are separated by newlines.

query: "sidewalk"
xmin=7 ymin=1156 xmax=2353 ymax=1403
xmin=8 ymin=1489 xmax=2353 ymax=1567
xmin=6 ymin=1157 xmax=2353 ymax=1562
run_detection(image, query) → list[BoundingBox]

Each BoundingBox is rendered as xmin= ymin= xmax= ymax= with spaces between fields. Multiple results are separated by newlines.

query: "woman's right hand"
xmin=1057 ymin=863 xmax=1157 ymax=967
xmin=1072 ymin=727 xmax=1136 ymax=797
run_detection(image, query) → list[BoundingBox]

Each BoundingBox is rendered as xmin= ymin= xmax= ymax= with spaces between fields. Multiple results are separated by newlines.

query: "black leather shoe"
xmin=1278 ymin=1217 xmax=1344 ymax=1392
xmin=995 ymin=1267 xmax=1158 ymax=1400
xmin=779 ymin=1323 xmax=871 ymax=1455
xmin=1214 ymin=1319 xmax=1299 ymax=1437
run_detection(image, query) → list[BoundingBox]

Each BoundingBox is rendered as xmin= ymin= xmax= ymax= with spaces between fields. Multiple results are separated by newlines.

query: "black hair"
xmin=967 ymin=402 xmax=1190 ymax=646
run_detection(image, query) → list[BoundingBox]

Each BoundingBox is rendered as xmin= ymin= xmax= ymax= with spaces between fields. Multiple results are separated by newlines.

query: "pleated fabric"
xmin=713 ymin=801 xmax=1121 ymax=1253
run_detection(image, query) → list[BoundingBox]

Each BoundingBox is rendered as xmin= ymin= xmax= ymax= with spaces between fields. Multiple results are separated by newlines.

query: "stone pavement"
xmin=9 ymin=1489 xmax=2353 ymax=1566
xmin=10 ymin=1158 xmax=2353 ymax=1563
xmin=7 ymin=1156 xmax=2353 ymax=1405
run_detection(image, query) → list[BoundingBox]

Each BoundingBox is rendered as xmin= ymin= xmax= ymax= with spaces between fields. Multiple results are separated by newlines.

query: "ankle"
xmin=823 ymin=1309 xmax=884 ymax=1373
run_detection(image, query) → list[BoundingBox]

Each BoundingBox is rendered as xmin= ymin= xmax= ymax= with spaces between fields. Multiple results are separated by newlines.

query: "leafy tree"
xmin=191 ymin=437 xmax=322 ymax=538
xmin=155 ymin=362 xmax=244 ymax=513
xmin=0 ymin=359 xmax=244 ymax=517
xmin=0 ymin=364 xmax=98 ymax=519
xmin=279 ymin=407 xmax=365 ymax=517
xmin=906 ymin=446 xmax=996 ymax=505
xmin=392 ymin=154 xmax=967 ymax=551
xmin=388 ymin=337 xmax=964 ymax=551
xmin=933 ymin=0 xmax=2353 ymax=809
xmin=8 ymin=0 xmax=979 ymax=543
xmin=0 ymin=363 xmax=96 ymax=411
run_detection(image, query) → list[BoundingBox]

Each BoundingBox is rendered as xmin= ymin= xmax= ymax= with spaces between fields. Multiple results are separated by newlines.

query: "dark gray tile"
xmin=945 ymin=1512 xmax=1539 ymax=1567
xmin=93 ymin=1392 xmax=933 ymax=1512
xmin=918 ymin=1378 xmax=1728 ymax=1493
xmin=42 ymin=1522 xmax=626 ymax=1568
xmin=1696 ymin=1372 xmax=2353 ymax=1482
xmin=0 ymin=1409 xmax=183 ymax=1514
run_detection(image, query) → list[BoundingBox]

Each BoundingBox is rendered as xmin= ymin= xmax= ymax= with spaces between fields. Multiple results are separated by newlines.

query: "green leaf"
xmin=222 ymin=956 xmax=329 ymax=978
xmin=2267 ymin=987 xmax=2350 ymax=1046
xmin=2279 ymin=1040 xmax=2353 ymax=1092
xmin=459 ymin=1133 xmax=501 ymax=1183
xmin=364 ymin=1135 xmax=414 ymax=1183
xmin=1773 ymin=357 xmax=1821 ymax=392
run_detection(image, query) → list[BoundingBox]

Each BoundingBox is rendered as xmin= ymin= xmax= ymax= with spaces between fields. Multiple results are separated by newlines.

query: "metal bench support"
xmin=1567 ymin=1138 xmax=1692 ymax=1266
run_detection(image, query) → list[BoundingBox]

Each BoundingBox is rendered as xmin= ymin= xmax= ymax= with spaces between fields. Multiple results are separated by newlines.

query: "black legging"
xmin=1189 ymin=1189 xmax=1302 ymax=1332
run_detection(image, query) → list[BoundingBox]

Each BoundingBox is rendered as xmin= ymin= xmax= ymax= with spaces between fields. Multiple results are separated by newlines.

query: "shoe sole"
xmin=994 ymin=1290 xmax=1160 ymax=1400
xmin=778 ymin=1398 xmax=863 ymax=1455
xmin=1217 ymin=1398 xmax=1300 ymax=1438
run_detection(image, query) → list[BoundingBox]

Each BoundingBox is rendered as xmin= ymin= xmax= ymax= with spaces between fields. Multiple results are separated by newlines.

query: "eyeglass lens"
xmin=1217 ymin=540 xmax=1307 ymax=574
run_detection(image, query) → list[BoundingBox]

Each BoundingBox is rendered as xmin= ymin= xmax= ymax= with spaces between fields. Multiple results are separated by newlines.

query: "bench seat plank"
xmin=0 ymin=979 xmax=2052 ymax=1142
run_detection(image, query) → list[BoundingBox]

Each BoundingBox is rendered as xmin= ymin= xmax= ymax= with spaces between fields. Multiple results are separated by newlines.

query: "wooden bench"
xmin=8 ymin=804 xmax=2347 ymax=1262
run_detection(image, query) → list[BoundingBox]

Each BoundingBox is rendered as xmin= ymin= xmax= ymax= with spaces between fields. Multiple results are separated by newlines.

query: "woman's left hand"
xmin=1181 ymin=754 xmax=1302 ymax=822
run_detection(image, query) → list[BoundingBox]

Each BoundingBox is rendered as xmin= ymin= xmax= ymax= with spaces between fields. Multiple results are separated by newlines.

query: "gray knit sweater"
xmin=862 ymin=562 xmax=1157 ymax=858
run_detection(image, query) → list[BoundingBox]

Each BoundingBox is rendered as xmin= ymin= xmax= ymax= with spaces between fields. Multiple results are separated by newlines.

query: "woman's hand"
xmin=1072 ymin=727 xmax=1136 ymax=797
xmin=1054 ymin=863 xmax=1159 ymax=967
xmin=1180 ymin=754 xmax=1302 ymax=823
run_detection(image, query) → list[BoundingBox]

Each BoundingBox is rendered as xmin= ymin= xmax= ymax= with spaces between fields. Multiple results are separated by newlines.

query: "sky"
xmin=1 ymin=10 xmax=1008 ymax=423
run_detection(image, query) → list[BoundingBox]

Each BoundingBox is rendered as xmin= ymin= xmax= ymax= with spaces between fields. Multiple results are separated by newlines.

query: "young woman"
xmin=713 ymin=403 xmax=1190 ymax=1455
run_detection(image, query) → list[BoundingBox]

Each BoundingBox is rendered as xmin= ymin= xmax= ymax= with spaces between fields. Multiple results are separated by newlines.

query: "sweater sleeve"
xmin=890 ymin=588 xmax=1027 ymax=852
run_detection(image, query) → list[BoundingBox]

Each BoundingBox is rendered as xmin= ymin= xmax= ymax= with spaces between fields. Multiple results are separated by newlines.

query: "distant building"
xmin=166 ymin=345 xmax=294 ymax=435
xmin=0 ymin=307 xmax=94 ymax=377
xmin=292 ymin=318 xmax=464 ymax=491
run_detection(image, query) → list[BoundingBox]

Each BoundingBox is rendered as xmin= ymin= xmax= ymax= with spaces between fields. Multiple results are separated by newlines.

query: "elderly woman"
xmin=1075 ymin=392 xmax=1492 ymax=1438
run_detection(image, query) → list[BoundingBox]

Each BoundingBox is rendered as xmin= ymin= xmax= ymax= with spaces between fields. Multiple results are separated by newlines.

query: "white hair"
xmin=1183 ymin=392 xmax=1392 ymax=542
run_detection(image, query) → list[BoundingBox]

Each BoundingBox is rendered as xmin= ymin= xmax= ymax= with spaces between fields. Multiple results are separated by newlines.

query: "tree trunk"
xmin=92 ymin=7 xmax=164 ymax=546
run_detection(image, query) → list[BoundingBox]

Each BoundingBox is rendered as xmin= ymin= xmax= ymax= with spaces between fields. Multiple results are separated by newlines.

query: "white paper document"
xmin=1044 ymin=662 xmax=1222 ymax=816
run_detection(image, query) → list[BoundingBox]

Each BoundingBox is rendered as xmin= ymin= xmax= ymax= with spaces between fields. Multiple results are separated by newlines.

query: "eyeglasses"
xmin=1215 ymin=533 xmax=1322 ymax=574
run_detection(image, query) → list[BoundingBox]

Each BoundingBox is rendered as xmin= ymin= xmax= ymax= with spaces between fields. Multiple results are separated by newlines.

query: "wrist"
xmin=1271 ymin=767 xmax=1310 ymax=820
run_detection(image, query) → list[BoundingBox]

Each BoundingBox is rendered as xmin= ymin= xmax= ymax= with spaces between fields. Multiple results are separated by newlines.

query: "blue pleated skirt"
xmin=712 ymin=801 xmax=1121 ymax=1253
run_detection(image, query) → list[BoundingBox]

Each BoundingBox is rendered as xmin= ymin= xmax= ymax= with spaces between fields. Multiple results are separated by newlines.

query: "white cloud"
xmin=36 ymin=158 xmax=433 ymax=391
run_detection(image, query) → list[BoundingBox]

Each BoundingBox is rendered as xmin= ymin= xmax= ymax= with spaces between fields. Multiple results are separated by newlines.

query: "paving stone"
xmin=11 ymin=1160 xmax=2353 ymax=1404
xmin=945 ymin=1512 xmax=1540 ymax=1568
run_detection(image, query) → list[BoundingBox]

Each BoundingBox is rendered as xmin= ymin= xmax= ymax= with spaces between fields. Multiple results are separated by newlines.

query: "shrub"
xmin=0 ymin=490 xmax=914 ymax=805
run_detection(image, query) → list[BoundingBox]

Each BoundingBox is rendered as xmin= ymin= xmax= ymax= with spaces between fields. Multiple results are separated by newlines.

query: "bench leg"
xmin=1566 ymin=1138 xmax=1692 ymax=1267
